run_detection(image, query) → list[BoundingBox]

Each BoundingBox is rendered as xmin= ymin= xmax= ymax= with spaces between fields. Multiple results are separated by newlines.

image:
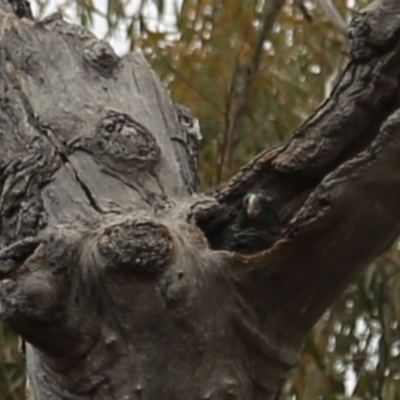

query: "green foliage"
xmin=284 ymin=253 xmax=400 ymax=399
xmin=136 ymin=0 xmax=344 ymax=186
xmin=0 ymin=325 xmax=25 ymax=399
xmin=3 ymin=0 xmax=400 ymax=399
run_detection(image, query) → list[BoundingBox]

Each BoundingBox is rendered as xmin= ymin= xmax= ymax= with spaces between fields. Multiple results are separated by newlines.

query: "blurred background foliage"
xmin=2 ymin=0 xmax=400 ymax=399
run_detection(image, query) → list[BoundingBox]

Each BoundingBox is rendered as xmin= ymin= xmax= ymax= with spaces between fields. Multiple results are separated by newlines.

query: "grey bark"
xmin=0 ymin=0 xmax=400 ymax=399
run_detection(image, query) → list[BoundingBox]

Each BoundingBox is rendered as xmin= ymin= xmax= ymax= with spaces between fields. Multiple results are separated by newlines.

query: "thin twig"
xmin=317 ymin=0 xmax=347 ymax=35
xmin=216 ymin=40 xmax=248 ymax=185
xmin=217 ymin=0 xmax=285 ymax=184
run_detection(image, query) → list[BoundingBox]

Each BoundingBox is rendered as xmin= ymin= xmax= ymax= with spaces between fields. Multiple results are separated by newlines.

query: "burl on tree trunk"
xmin=0 ymin=0 xmax=400 ymax=398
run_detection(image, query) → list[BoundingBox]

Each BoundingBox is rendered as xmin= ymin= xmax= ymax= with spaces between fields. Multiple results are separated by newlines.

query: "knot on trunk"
xmin=0 ymin=229 xmax=79 ymax=326
xmin=349 ymin=3 xmax=400 ymax=61
xmin=0 ymin=214 xmax=177 ymax=357
xmin=84 ymin=39 xmax=119 ymax=75
xmin=98 ymin=218 xmax=173 ymax=275
xmin=69 ymin=110 xmax=161 ymax=172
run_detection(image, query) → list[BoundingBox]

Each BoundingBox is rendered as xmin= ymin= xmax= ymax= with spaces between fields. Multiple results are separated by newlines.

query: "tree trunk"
xmin=1 ymin=0 xmax=400 ymax=398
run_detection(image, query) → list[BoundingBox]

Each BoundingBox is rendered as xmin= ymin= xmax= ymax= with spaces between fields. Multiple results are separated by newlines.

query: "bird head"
xmin=242 ymin=191 xmax=277 ymax=221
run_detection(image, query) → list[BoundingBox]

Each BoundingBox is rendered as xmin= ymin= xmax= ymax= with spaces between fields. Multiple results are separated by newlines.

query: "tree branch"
xmin=198 ymin=0 xmax=400 ymax=330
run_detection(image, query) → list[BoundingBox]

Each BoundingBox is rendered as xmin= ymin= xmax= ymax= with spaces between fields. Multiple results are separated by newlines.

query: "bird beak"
xmin=247 ymin=194 xmax=261 ymax=219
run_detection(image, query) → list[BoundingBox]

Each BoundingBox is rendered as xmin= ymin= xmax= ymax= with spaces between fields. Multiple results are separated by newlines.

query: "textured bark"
xmin=0 ymin=0 xmax=400 ymax=399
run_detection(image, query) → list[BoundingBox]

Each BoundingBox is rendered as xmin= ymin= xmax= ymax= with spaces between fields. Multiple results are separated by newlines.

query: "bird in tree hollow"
xmin=220 ymin=191 xmax=283 ymax=254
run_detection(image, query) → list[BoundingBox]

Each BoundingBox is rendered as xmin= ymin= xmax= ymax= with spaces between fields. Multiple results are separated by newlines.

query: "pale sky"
xmin=31 ymin=0 xmax=182 ymax=55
